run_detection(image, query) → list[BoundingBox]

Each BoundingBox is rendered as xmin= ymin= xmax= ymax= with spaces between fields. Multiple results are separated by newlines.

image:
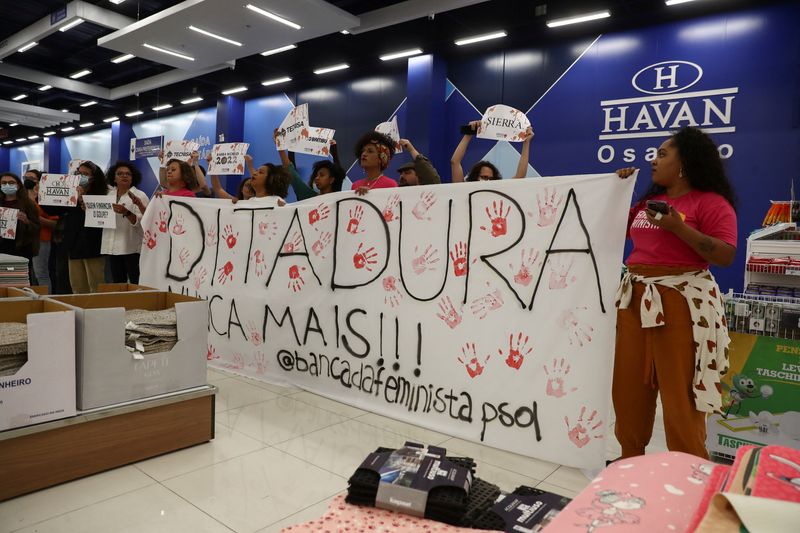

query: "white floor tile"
xmin=206 ymin=368 xmax=229 ymax=383
xmin=216 ymin=395 xmax=348 ymax=445
xmin=289 ymin=391 xmax=368 ymax=418
xmin=274 ymin=419 xmax=417 ymax=478
xmin=11 ymin=484 xmax=231 ymax=533
xmin=255 ymin=493 xmax=342 ymax=533
xmin=440 ymin=437 xmax=560 ymax=482
xmin=231 ymin=375 xmax=302 ymax=396
xmin=163 ymin=447 xmax=346 ymax=533
xmin=354 ymin=412 xmax=451 ymax=445
xmin=134 ymin=423 xmax=265 ymax=481
xmin=543 ymin=465 xmax=592 ymax=494
xmin=213 ymin=378 xmax=280 ymax=413
xmin=0 ymin=465 xmax=154 ymax=532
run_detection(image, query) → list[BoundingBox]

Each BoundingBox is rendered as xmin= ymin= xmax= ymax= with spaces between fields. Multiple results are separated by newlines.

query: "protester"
xmin=102 ymin=162 xmax=149 ymax=284
xmin=0 ymin=172 xmax=40 ymax=285
xmin=157 ymin=159 xmax=198 ymax=198
xmin=158 ymin=150 xmax=210 ymax=196
xmin=272 ymin=129 xmax=347 ymax=200
xmin=351 ymin=131 xmax=398 ymax=194
xmin=613 ymin=126 xmax=737 ymax=460
xmin=24 ymin=170 xmax=58 ymax=291
xmin=451 ymin=122 xmax=534 ymax=182
xmin=396 ymin=138 xmax=441 ymax=186
xmin=210 ymin=174 xmax=255 ymax=201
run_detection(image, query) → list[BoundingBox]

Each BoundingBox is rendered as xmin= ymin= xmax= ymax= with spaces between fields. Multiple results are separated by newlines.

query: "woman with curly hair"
xmin=102 ymin=161 xmax=149 ymax=283
xmin=613 ymin=127 xmax=737 ymax=460
xmin=351 ymin=131 xmax=397 ymax=194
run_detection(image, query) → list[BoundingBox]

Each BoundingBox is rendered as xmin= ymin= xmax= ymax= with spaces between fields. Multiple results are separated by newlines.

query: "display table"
xmin=0 ymin=385 xmax=216 ymax=501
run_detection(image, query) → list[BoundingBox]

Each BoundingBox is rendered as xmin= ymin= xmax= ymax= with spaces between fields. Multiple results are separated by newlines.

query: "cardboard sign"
xmin=82 ymin=195 xmax=116 ymax=229
xmin=375 ymin=116 xmax=403 ymax=153
xmin=207 ymin=143 xmax=249 ymax=175
xmin=0 ymin=207 xmax=18 ymax=240
xmin=67 ymin=159 xmax=84 ymax=176
xmin=295 ymin=127 xmax=336 ymax=157
xmin=478 ymin=104 xmax=531 ymax=142
xmin=164 ymin=139 xmax=200 ymax=161
xmin=38 ymin=174 xmax=80 ymax=207
xmin=275 ymin=104 xmax=309 ymax=151
xmin=129 ymin=135 xmax=164 ymax=160
xmin=140 ymin=174 xmax=636 ymax=469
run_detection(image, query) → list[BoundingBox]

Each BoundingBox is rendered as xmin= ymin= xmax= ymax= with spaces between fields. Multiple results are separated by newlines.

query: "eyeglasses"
xmin=116 ymin=171 xmax=133 ymax=176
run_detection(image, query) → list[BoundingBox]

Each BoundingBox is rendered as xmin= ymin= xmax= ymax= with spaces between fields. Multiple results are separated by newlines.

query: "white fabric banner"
xmin=140 ymin=175 xmax=636 ymax=468
xmin=478 ymin=104 xmax=531 ymax=142
xmin=82 ymin=195 xmax=116 ymax=228
xmin=39 ymin=174 xmax=80 ymax=207
xmin=208 ymin=143 xmax=250 ymax=175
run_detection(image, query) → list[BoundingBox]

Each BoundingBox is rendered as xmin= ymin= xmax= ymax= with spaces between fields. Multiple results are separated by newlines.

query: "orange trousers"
xmin=613 ymin=265 xmax=709 ymax=459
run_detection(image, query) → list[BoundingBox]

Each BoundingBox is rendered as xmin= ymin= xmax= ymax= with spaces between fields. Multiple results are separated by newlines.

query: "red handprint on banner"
xmin=510 ymin=248 xmax=540 ymax=287
xmin=537 ymin=187 xmax=564 ymax=227
xmin=449 ymin=241 xmax=473 ymax=277
xmin=217 ymin=261 xmax=234 ymax=284
xmin=288 ymin=264 xmax=306 ymax=292
xmin=178 ymin=247 xmax=190 ymax=267
xmin=480 ymin=200 xmax=511 ymax=237
xmin=247 ymin=321 xmax=263 ymax=346
xmin=206 ymin=225 xmax=217 ymax=246
xmin=383 ymin=275 xmax=403 ymax=308
xmin=411 ymin=244 xmax=439 ymax=275
xmin=207 ymin=344 xmax=218 ymax=361
xmin=222 ymin=225 xmax=238 ymax=249
xmin=308 ymin=203 xmax=330 ymax=227
xmin=544 ymin=358 xmax=577 ymax=398
xmin=382 ymin=194 xmax=400 ymax=223
xmin=282 ymin=232 xmax=303 ymax=253
xmin=252 ymin=351 xmax=267 ymax=375
xmin=470 ymin=284 xmax=504 ymax=319
xmin=258 ymin=218 xmax=277 ymax=239
xmin=353 ymin=243 xmax=378 ymax=271
xmin=558 ymin=306 xmax=594 ymax=347
xmin=412 ymin=191 xmax=437 ymax=220
xmin=565 ymin=406 xmax=603 ymax=448
xmin=548 ymin=256 xmax=575 ymax=289
xmin=457 ymin=342 xmax=490 ymax=379
xmin=193 ymin=266 xmax=208 ymax=290
xmin=311 ymin=232 xmax=332 ymax=257
xmin=436 ymin=296 xmax=462 ymax=330
xmin=157 ymin=211 xmax=168 ymax=233
xmin=253 ymin=249 xmax=267 ymax=277
xmin=499 ymin=332 xmax=533 ymax=370
xmin=171 ymin=214 xmax=185 ymax=235
xmin=347 ymin=205 xmax=364 ymax=234
xmin=144 ymin=229 xmax=157 ymax=250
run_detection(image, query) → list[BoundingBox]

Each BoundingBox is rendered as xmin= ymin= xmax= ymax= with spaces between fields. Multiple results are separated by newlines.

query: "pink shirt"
xmin=627 ymin=190 xmax=737 ymax=269
xmin=163 ymin=188 xmax=196 ymax=198
xmin=351 ymin=175 xmax=398 ymax=190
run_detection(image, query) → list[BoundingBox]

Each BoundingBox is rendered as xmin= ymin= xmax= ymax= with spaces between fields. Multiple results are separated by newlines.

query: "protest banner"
xmin=376 ymin=116 xmax=403 ymax=153
xmin=207 ymin=143 xmax=250 ymax=175
xmin=67 ymin=159 xmax=84 ymax=176
xmin=164 ymin=139 xmax=200 ymax=161
xmin=129 ymin=136 xmax=164 ymax=160
xmin=275 ymin=104 xmax=309 ymax=151
xmin=82 ymin=195 xmax=116 ymax=228
xmin=0 ymin=208 xmax=18 ymax=240
xmin=38 ymin=174 xmax=80 ymax=207
xmin=295 ymin=127 xmax=336 ymax=157
xmin=478 ymin=104 xmax=531 ymax=142
xmin=140 ymin=174 xmax=636 ymax=469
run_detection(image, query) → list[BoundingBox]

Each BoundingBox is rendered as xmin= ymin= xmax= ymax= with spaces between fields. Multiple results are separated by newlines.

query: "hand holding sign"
xmin=208 ymin=143 xmax=250 ymax=175
xmin=82 ymin=195 xmax=116 ymax=228
xmin=39 ymin=174 xmax=80 ymax=207
xmin=478 ymin=104 xmax=531 ymax=142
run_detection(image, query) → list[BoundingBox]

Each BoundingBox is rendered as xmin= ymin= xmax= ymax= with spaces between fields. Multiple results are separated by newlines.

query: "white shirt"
xmin=239 ymin=196 xmax=285 ymax=207
xmin=101 ymin=186 xmax=149 ymax=255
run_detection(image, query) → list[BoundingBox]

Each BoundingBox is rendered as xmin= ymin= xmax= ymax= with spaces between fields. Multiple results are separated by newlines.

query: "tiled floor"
xmin=0 ymin=368 xmax=669 ymax=533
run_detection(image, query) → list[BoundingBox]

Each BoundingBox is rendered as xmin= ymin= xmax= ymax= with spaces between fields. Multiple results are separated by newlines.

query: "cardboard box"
xmin=96 ymin=283 xmax=155 ymax=293
xmin=0 ymin=299 xmax=76 ymax=430
xmin=48 ymin=292 xmax=208 ymax=410
xmin=0 ymin=286 xmax=48 ymax=298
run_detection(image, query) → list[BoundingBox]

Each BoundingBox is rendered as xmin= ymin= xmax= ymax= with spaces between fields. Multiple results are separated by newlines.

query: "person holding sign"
xmin=613 ymin=127 xmax=737 ymax=460
xmin=0 ymin=172 xmax=40 ymax=285
xmin=450 ymin=122 xmax=534 ymax=182
xmin=25 ymin=170 xmax=59 ymax=291
xmin=158 ymin=159 xmax=198 ymax=198
xmin=158 ymin=150 xmax=210 ymax=197
xmin=273 ymin=128 xmax=346 ymax=200
xmin=42 ymin=161 xmax=109 ymax=293
xmin=396 ymin=138 xmax=441 ymax=186
xmin=101 ymin=162 xmax=149 ymax=284
xmin=351 ymin=131 xmax=398 ymax=194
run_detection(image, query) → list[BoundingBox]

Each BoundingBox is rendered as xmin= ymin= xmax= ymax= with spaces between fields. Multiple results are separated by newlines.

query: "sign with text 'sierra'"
xmin=207 ymin=142 xmax=249 ymax=175
xmin=38 ymin=174 xmax=80 ymax=207
xmin=140 ymin=174 xmax=636 ymax=469
xmin=479 ymin=104 xmax=531 ymax=142
xmin=82 ymin=195 xmax=116 ymax=229
xmin=0 ymin=207 xmax=18 ymax=240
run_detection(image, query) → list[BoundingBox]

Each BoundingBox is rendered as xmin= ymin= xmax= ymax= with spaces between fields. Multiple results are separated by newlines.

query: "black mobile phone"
xmin=646 ymin=200 xmax=670 ymax=214
xmin=459 ymin=124 xmax=475 ymax=135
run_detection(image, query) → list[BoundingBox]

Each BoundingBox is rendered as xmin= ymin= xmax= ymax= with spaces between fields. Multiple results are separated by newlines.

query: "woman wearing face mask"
xmin=42 ymin=161 xmax=109 ymax=293
xmin=0 ymin=172 xmax=41 ymax=285
xmin=272 ymin=128 xmax=346 ymax=199
xmin=451 ymin=121 xmax=534 ymax=182
xmin=351 ymin=131 xmax=397 ymax=195
xmin=102 ymin=162 xmax=149 ymax=284
xmin=24 ymin=170 xmax=58 ymax=291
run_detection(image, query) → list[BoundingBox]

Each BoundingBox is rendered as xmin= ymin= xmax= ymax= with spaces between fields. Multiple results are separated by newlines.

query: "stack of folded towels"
xmin=124 ymin=308 xmax=178 ymax=357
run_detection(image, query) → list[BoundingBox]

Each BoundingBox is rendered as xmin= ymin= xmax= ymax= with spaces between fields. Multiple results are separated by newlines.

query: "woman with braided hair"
xmin=351 ymin=131 xmax=398 ymax=195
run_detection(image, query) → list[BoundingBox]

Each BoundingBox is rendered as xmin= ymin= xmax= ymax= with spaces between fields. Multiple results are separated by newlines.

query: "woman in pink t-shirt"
xmin=158 ymin=159 xmax=198 ymax=198
xmin=614 ymin=127 xmax=737 ymax=461
xmin=350 ymin=131 xmax=398 ymax=195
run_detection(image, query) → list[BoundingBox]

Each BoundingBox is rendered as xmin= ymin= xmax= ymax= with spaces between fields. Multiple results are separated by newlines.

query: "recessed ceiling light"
xmin=102 ymin=116 xmax=119 ymax=123
xmin=152 ymin=103 xmax=173 ymax=111
xmin=11 ymin=94 xmax=27 ymax=101
xmin=260 ymin=44 xmax=297 ymax=57
xmin=17 ymin=42 xmax=38 ymax=53
xmin=27 ymin=135 xmax=39 ymax=139
xmin=15 ymin=138 xmax=26 ymax=142
xmin=8 ymin=123 xmax=18 ymax=127
xmin=380 ymin=48 xmax=423 ymax=61
xmin=313 ymin=63 xmax=349 ymax=75
xmin=143 ymin=43 xmax=195 ymax=61
xmin=59 ymin=18 xmax=84 ymax=32
xmin=665 ymin=0 xmax=698 ymax=5
xmin=43 ymin=131 xmax=56 ymax=136
xmin=340 ymin=30 xmax=350 ymax=35
xmin=245 ymin=4 xmax=302 ymax=29
xmin=109 ymin=0 xmax=127 ymax=4
xmin=261 ymin=76 xmax=292 ymax=86
xmin=38 ymin=85 xmax=52 ymax=91
xmin=69 ymin=69 xmax=92 ymax=79
xmin=221 ymin=86 xmax=247 ymax=95
xmin=80 ymin=100 xmax=97 ymax=107
xmin=180 ymin=96 xmax=203 ymax=104
xmin=79 ymin=122 xmax=94 ymax=128
xmin=546 ymin=10 xmax=611 ymax=28
xmin=125 ymin=110 xmax=143 ymax=117
xmin=455 ymin=31 xmax=507 ymax=46
xmin=2 ymin=141 xmax=12 ymax=145
xmin=188 ymin=25 xmax=242 ymax=46
xmin=111 ymin=53 xmax=135 ymax=64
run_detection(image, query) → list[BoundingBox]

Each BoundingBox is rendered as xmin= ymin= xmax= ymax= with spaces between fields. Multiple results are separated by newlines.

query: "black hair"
xmin=308 ymin=160 xmax=346 ymax=193
xmin=24 ymin=169 xmax=42 ymax=180
xmin=237 ymin=178 xmax=254 ymax=200
xmin=166 ymin=158 xmax=199 ymax=191
xmin=466 ymin=160 xmax=502 ymax=182
xmin=638 ymin=126 xmax=737 ymax=209
xmin=78 ymin=161 xmax=109 ymax=195
xmin=353 ymin=131 xmax=396 ymax=159
xmin=0 ymin=172 xmax=37 ymax=214
xmin=265 ymin=164 xmax=291 ymax=198
xmin=106 ymin=161 xmax=142 ymax=187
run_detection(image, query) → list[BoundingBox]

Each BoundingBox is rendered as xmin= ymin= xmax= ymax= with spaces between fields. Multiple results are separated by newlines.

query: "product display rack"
xmin=744 ymin=222 xmax=800 ymax=292
xmin=0 ymin=384 xmax=216 ymax=501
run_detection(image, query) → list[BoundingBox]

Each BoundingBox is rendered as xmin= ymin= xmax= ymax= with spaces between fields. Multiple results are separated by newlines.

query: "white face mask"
xmin=78 ymin=174 xmax=90 ymax=187
xmin=1 ymin=183 xmax=18 ymax=195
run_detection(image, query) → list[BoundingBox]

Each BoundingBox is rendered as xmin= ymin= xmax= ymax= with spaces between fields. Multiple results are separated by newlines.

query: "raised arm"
xmin=450 ymin=120 xmax=480 ymax=183
xmin=158 ymin=150 xmax=167 ymax=188
xmin=400 ymin=138 xmax=441 ymax=185
xmin=190 ymin=150 xmax=211 ymax=195
xmin=512 ymin=127 xmax=534 ymax=179
xmin=273 ymin=128 xmax=292 ymax=168
xmin=206 ymin=153 xmax=234 ymax=200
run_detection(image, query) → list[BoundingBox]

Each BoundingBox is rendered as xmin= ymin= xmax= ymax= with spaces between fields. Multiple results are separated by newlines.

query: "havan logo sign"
xmin=597 ymin=60 xmax=737 ymax=162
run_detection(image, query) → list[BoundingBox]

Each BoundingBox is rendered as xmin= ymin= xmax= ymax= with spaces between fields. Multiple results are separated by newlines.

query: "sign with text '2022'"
xmin=129 ymin=136 xmax=164 ymax=160
xmin=140 ymin=175 xmax=635 ymax=469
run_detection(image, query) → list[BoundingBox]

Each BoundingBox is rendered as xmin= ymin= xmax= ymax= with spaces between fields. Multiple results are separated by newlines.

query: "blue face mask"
xmin=1 ymin=183 xmax=18 ymax=196
xmin=78 ymin=175 xmax=90 ymax=187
